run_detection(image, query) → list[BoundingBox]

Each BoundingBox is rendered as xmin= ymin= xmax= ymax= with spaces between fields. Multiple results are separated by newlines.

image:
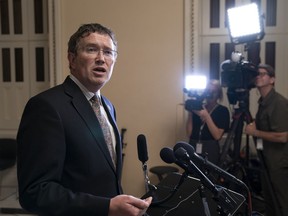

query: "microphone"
xmin=137 ymin=134 xmax=156 ymax=192
xmin=137 ymin=134 xmax=148 ymax=164
xmin=160 ymin=147 xmax=175 ymax=164
xmin=160 ymin=147 xmax=190 ymax=188
xmin=144 ymin=147 xmax=188 ymax=207
xmin=160 ymin=147 xmax=188 ymax=170
xmin=174 ymin=146 xmax=218 ymax=195
xmin=174 ymin=142 xmax=246 ymax=188
xmin=174 ymin=146 xmax=244 ymax=215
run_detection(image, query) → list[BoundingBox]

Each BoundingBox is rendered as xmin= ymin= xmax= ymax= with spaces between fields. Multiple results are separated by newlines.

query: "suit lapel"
xmin=63 ymin=78 xmax=117 ymax=172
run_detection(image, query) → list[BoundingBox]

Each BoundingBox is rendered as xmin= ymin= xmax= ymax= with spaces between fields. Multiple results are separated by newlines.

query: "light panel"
xmin=185 ymin=75 xmax=207 ymax=90
xmin=227 ymin=3 xmax=265 ymax=44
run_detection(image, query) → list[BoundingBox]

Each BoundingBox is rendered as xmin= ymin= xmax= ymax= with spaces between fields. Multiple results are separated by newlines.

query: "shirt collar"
xmin=258 ymin=88 xmax=276 ymax=107
xmin=69 ymin=75 xmax=100 ymax=100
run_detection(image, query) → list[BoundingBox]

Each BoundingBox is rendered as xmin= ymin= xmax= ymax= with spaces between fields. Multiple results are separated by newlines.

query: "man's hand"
xmin=245 ymin=122 xmax=257 ymax=136
xmin=245 ymin=122 xmax=288 ymax=143
xmin=109 ymin=195 xmax=152 ymax=216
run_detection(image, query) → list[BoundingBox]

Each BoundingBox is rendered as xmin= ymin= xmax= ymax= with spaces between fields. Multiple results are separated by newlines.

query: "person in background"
xmin=186 ymin=79 xmax=230 ymax=165
xmin=17 ymin=23 xmax=152 ymax=216
xmin=245 ymin=64 xmax=288 ymax=216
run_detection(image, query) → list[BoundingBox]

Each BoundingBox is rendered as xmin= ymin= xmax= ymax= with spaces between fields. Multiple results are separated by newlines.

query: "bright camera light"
xmin=227 ymin=3 xmax=264 ymax=44
xmin=185 ymin=75 xmax=207 ymax=90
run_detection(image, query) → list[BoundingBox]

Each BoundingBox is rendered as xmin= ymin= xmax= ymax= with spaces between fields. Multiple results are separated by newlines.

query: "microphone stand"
xmin=149 ymin=171 xmax=188 ymax=207
xmin=142 ymin=161 xmax=149 ymax=192
xmin=142 ymin=161 xmax=157 ymax=193
xmin=175 ymin=148 xmax=245 ymax=216
xmin=199 ymin=184 xmax=211 ymax=216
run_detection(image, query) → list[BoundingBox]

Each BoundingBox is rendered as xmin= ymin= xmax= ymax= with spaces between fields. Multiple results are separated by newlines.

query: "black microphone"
xmin=137 ymin=134 xmax=156 ymax=192
xmin=160 ymin=147 xmax=175 ymax=164
xmin=160 ymin=147 xmax=188 ymax=170
xmin=174 ymin=142 xmax=195 ymax=159
xmin=137 ymin=134 xmax=148 ymax=164
xmin=145 ymin=147 xmax=189 ymax=207
xmin=160 ymin=147 xmax=189 ymax=185
xmin=174 ymin=142 xmax=246 ymax=188
xmin=174 ymin=143 xmax=246 ymax=215
xmin=174 ymin=147 xmax=218 ymax=195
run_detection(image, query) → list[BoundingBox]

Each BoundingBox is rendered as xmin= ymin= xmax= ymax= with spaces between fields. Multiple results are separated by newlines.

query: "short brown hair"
xmin=68 ymin=23 xmax=117 ymax=54
xmin=258 ymin=64 xmax=275 ymax=77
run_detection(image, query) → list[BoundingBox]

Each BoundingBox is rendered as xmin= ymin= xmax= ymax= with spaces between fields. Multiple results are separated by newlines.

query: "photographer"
xmin=244 ymin=64 xmax=288 ymax=216
xmin=186 ymin=79 xmax=230 ymax=165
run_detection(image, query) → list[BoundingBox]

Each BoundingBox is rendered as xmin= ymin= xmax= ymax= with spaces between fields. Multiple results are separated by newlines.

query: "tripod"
xmin=219 ymin=96 xmax=253 ymax=168
xmin=218 ymin=94 xmax=254 ymax=215
xmin=218 ymin=90 xmax=283 ymax=216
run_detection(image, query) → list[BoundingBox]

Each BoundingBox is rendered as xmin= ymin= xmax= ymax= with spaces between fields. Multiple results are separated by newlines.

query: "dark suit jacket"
xmin=17 ymin=77 xmax=123 ymax=216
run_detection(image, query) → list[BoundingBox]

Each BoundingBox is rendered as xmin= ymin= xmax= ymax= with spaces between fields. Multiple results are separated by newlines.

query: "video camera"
xmin=183 ymin=75 xmax=210 ymax=111
xmin=220 ymin=52 xmax=258 ymax=105
xmin=184 ymin=89 xmax=211 ymax=111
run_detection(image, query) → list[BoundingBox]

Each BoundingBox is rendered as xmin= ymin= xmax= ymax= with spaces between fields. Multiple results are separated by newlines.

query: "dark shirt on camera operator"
xmin=186 ymin=79 xmax=230 ymax=165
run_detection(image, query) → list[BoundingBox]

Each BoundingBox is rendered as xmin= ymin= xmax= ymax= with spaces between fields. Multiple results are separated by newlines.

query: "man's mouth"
xmin=93 ymin=67 xmax=106 ymax=72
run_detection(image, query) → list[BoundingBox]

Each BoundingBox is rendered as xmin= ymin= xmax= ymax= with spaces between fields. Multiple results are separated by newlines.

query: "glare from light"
xmin=185 ymin=75 xmax=207 ymax=90
xmin=227 ymin=3 xmax=263 ymax=43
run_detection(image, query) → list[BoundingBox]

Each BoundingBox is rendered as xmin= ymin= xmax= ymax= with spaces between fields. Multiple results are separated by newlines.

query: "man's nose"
xmin=95 ymin=50 xmax=105 ymax=61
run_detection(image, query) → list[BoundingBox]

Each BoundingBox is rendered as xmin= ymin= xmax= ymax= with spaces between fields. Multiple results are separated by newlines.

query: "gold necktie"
xmin=91 ymin=96 xmax=116 ymax=167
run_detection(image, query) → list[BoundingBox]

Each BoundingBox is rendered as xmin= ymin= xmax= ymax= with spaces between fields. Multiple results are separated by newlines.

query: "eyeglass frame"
xmin=257 ymin=71 xmax=269 ymax=77
xmin=79 ymin=45 xmax=118 ymax=59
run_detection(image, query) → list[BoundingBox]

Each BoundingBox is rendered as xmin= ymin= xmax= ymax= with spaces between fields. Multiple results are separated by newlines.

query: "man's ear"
xmin=68 ymin=52 xmax=76 ymax=69
xmin=270 ymin=77 xmax=276 ymax=85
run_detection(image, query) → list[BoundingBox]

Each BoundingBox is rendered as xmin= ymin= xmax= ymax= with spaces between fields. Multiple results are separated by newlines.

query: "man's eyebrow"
xmin=84 ymin=43 xmax=112 ymax=49
xmin=84 ymin=43 xmax=97 ymax=47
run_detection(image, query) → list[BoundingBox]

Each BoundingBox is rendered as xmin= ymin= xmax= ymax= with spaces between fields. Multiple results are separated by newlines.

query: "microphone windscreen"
xmin=174 ymin=147 xmax=189 ymax=161
xmin=137 ymin=134 xmax=148 ymax=163
xmin=173 ymin=141 xmax=195 ymax=158
xmin=160 ymin=147 xmax=176 ymax=164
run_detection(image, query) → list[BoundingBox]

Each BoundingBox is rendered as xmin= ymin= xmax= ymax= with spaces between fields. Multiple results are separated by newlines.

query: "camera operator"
xmin=186 ymin=79 xmax=230 ymax=165
xmin=244 ymin=64 xmax=288 ymax=216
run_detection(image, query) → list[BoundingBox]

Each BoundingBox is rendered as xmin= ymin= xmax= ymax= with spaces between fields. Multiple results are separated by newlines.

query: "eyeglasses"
xmin=82 ymin=46 xmax=118 ymax=59
xmin=257 ymin=72 xmax=269 ymax=77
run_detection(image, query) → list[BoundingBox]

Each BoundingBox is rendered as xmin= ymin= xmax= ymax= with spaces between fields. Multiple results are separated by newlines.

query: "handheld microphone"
xmin=174 ymin=142 xmax=246 ymax=188
xmin=137 ymin=134 xmax=148 ymax=164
